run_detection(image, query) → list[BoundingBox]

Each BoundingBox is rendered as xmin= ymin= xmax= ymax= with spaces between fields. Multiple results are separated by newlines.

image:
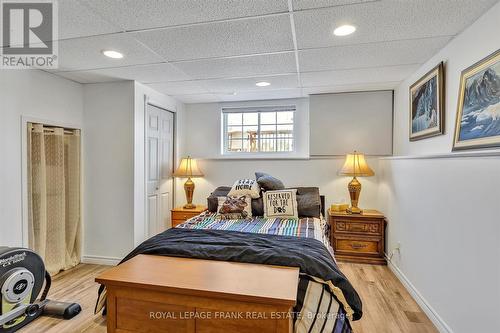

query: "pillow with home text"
xmin=263 ymin=189 xmax=298 ymax=219
xmin=216 ymin=195 xmax=252 ymax=220
xmin=228 ymin=179 xmax=261 ymax=199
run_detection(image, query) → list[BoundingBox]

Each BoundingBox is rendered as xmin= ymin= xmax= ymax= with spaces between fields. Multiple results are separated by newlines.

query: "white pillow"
xmin=216 ymin=195 xmax=252 ymax=219
xmin=228 ymin=179 xmax=261 ymax=199
xmin=263 ymin=189 xmax=298 ymax=219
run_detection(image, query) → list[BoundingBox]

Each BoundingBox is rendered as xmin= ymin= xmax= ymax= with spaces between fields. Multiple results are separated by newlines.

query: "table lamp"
xmin=338 ymin=151 xmax=374 ymax=214
xmin=173 ymin=156 xmax=204 ymax=209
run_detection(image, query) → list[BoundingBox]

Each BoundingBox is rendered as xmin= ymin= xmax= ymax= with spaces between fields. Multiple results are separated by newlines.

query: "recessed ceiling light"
xmin=256 ymin=81 xmax=271 ymax=87
xmin=102 ymin=50 xmax=124 ymax=59
xmin=333 ymin=25 xmax=356 ymax=36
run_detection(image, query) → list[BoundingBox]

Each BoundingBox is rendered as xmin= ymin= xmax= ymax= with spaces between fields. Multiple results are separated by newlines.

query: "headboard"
xmin=320 ymin=195 xmax=326 ymax=217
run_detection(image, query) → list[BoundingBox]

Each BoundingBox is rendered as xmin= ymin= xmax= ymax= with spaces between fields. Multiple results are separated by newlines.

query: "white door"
xmin=146 ymin=104 xmax=174 ymax=236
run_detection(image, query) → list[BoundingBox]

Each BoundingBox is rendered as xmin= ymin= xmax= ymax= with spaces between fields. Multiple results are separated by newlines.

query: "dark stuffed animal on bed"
xmin=218 ymin=195 xmax=249 ymax=218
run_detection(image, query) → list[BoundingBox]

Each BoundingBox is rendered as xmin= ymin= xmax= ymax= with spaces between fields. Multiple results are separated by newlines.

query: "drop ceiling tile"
xmin=132 ymin=15 xmax=294 ymax=62
xmin=302 ymin=82 xmax=398 ymax=95
xmin=292 ymin=0 xmax=375 ymax=10
xmin=53 ymin=63 xmax=190 ymax=84
xmin=147 ymin=81 xmax=209 ymax=96
xmin=53 ymin=71 xmax=122 ymax=83
xmin=215 ymin=88 xmax=303 ymax=102
xmin=299 ymin=36 xmax=450 ymax=72
xmin=58 ymin=0 xmax=122 ymax=40
xmin=172 ymin=52 xmax=297 ymax=80
xmin=55 ymin=34 xmax=164 ymax=72
xmin=0 ymin=0 xmax=122 ymax=46
xmin=300 ymin=64 xmax=419 ymax=87
xmin=81 ymin=0 xmax=288 ymax=31
xmin=173 ymin=94 xmax=220 ymax=104
xmin=294 ymin=0 xmax=498 ymax=49
xmin=199 ymin=74 xmax=299 ymax=94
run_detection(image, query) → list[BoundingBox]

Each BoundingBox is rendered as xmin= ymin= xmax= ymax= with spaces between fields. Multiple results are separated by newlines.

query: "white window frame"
xmin=221 ymin=105 xmax=296 ymax=156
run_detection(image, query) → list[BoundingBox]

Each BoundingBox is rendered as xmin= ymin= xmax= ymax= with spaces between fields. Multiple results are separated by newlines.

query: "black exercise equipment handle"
xmin=40 ymin=271 xmax=51 ymax=301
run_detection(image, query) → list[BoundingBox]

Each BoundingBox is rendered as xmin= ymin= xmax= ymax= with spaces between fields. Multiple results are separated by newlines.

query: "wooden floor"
xmin=337 ymin=263 xmax=437 ymax=333
xmin=19 ymin=262 xmax=437 ymax=333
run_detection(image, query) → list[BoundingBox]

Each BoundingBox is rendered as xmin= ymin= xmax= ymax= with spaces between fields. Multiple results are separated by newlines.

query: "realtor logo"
xmin=1 ymin=0 xmax=58 ymax=68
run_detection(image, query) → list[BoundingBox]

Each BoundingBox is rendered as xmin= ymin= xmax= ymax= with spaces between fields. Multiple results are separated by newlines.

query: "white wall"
xmin=179 ymin=98 xmax=383 ymax=209
xmin=83 ymin=82 xmax=136 ymax=260
xmin=83 ymin=81 xmax=186 ymax=259
xmin=0 ymin=70 xmax=83 ymax=247
xmin=185 ymin=157 xmax=380 ymax=211
xmin=380 ymin=2 xmax=500 ymax=332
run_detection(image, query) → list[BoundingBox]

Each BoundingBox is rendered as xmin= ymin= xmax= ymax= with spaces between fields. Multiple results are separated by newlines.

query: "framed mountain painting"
xmin=409 ymin=62 xmax=445 ymax=141
xmin=453 ymin=49 xmax=500 ymax=150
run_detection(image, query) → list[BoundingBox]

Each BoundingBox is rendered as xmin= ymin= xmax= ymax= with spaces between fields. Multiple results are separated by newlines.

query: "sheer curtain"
xmin=27 ymin=123 xmax=81 ymax=275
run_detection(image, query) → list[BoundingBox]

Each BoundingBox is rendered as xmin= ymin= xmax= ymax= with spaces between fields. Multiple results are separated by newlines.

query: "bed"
xmin=96 ymin=188 xmax=362 ymax=333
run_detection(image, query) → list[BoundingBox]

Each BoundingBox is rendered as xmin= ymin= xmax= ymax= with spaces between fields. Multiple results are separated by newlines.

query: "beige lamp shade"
xmin=338 ymin=151 xmax=374 ymax=177
xmin=173 ymin=156 xmax=204 ymax=178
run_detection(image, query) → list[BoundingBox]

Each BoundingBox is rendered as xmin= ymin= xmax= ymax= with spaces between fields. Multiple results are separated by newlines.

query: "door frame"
xmin=20 ymin=116 xmax=83 ymax=256
xmin=143 ymin=96 xmax=176 ymax=239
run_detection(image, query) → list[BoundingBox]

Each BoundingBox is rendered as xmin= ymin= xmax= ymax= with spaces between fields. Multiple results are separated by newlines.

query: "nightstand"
xmin=171 ymin=205 xmax=207 ymax=228
xmin=328 ymin=209 xmax=386 ymax=265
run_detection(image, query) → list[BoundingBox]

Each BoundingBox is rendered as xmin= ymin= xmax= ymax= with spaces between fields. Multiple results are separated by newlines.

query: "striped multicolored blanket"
xmin=179 ymin=212 xmax=331 ymax=249
xmin=177 ymin=212 xmax=357 ymax=333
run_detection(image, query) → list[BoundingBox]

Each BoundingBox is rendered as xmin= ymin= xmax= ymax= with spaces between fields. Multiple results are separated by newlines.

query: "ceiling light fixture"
xmin=256 ymin=81 xmax=271 ymax=87
xmin=102 ymin=50 xmax=124 ymax=59
xmin=333 ymin=25 xmax=356 ymax=36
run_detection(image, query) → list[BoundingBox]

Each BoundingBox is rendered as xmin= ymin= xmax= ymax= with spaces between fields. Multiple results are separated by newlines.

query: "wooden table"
xmin=96 ymin=255 xmax=299 ymax=333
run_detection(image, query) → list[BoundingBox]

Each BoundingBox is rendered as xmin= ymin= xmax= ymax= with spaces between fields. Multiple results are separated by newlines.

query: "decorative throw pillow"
xmin=263 ymin=189 xmax=298 ymax=219
xmin=216 ymin=195 xmax=252 ymax=219
xmin=251 ymin=196 xmax=264 ymax=217
xmin=255 ymin=172 xmax=285 ymax=191
xmin=207 ymin=186 xmax=232 ymax=212
xmin=207 ymin=186 xmax=264 ymax=216
xmin=295 ymin=187 xmax=321 ymax=218
xmin=228 ymin=179 xmax=261 ymax=199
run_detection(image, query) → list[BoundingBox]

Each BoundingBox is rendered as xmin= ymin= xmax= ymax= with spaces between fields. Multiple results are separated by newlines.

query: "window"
xmin=222 ymin=106 xmax=295 ymax=154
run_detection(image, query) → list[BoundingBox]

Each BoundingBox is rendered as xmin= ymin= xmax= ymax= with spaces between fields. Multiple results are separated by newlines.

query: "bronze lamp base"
xmin=183 ymin=177 xmax=196 ymax=209
xmin=347 ymin=176 xmax=362 ymax=214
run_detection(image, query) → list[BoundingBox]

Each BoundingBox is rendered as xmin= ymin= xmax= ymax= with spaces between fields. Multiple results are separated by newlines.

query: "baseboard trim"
xmin=81 ymin=255 xmax=121 ymax=266
xmin=387 ymin=259 xmax=453 ymax=333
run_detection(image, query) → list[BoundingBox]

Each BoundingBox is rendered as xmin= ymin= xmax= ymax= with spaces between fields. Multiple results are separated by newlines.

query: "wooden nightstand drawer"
xmin=334 ymin=237 xmax=380 ymax=255
xmin=171 ymin=205 xmax=207 ymax=229
xmin=172 ymin=219 xmax=186 ymax=228
xmin=335 ymin=220 xmax=381 ymax=235
xmin=172 ymin=211 xmax=198 ymax=221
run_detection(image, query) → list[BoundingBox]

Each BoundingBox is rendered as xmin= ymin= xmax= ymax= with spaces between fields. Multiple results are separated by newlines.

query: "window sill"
xmin=208 ymin=153 xmax=310 ymax=160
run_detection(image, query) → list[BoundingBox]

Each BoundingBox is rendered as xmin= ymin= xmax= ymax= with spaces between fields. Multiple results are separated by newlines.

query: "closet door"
xmin=146 ymin=105 xmax=174 ymax=237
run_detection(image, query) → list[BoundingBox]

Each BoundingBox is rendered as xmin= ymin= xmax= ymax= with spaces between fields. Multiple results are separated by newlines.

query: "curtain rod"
xmin=29 ymin=127 xmax=79 ymax=135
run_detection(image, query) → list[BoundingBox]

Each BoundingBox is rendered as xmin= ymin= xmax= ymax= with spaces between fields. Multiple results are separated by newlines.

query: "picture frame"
xmin=453 ymin=49 xmax=500 ymax=151
xmin=409 ymin=62 xmax=445 ymax=141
